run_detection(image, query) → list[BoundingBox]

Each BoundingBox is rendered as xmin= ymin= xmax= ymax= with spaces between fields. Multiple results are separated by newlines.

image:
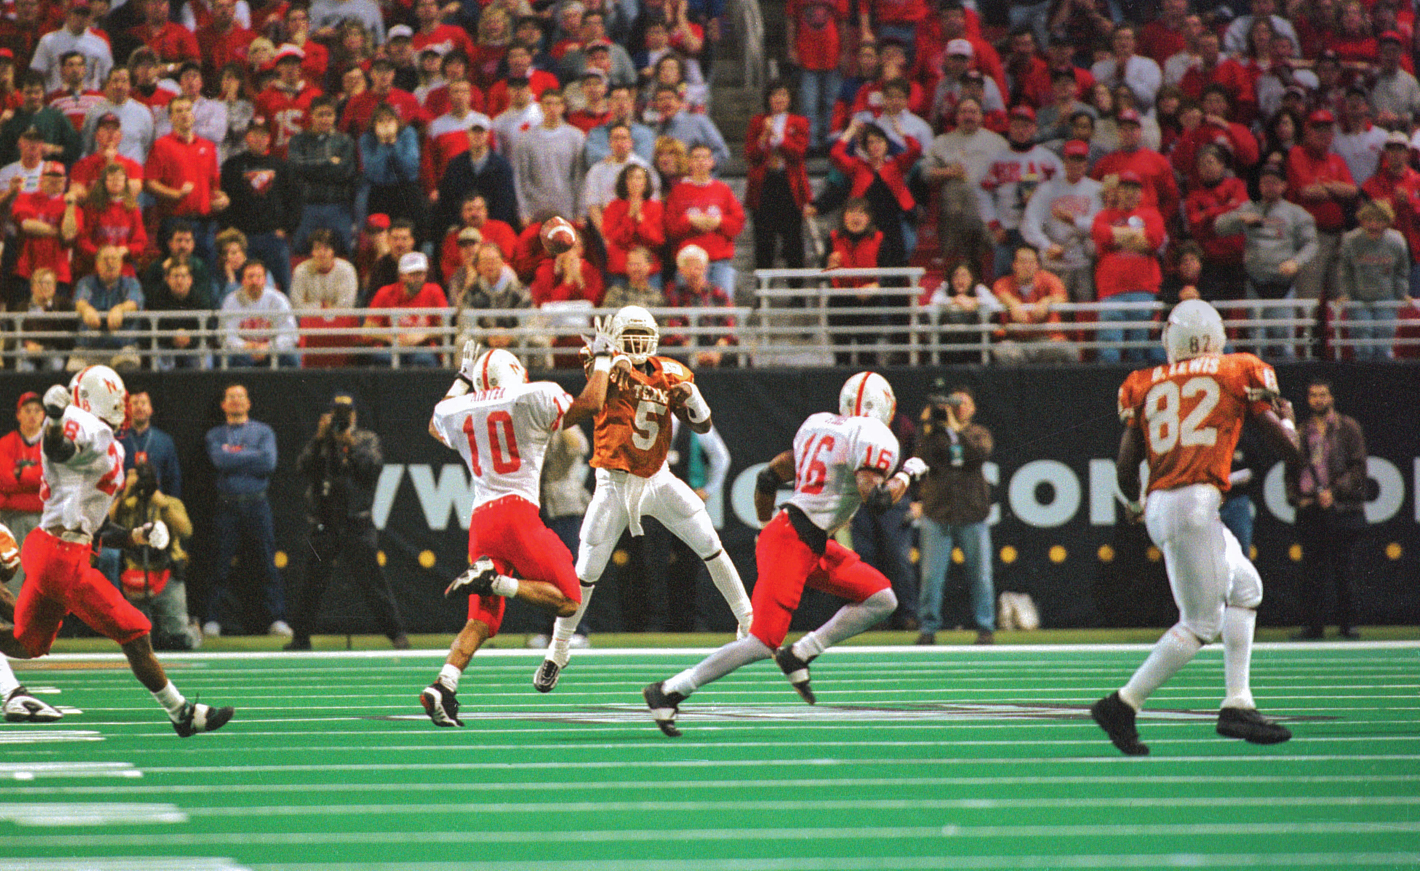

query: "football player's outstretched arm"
xmin=41 ymin=385 xmax=77 ymax=463
xmin=1116 ymin=425 xmax=1147 ymax=521
xmin=565 ymin=315 xmax=622 ymax=427
xmin=1253 ymin=397 xmax=1304 ymax=467
xmin=754 ymin=450 xmax=795 ymax=523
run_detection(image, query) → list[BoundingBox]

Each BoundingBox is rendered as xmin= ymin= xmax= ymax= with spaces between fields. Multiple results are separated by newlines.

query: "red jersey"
xmin=412 ymin=24 xmax=476 ymax=60
xmin=71 ymin=152 xmax=144 ymax=192
xmin=196 ymin=24 xmax=255 ymax=81
xmin=339 ymin=87 xmax=425 ymax=135
xmin=1091 ymin=205 xmax=1166 ymax=299
xmin=47 ymin=88 xmax=105 ymax=131
xmin=1362 ymin=165 xmax=1420 ymax=258
xmin=77 ymin=201 xmax=146 ymax=275
xmin=601 ymin=197 xmax=665 ymax=275
xmin=13 ymin=191 xmax=77 ymax=282
xmin=1091 ymin=147 xmax=1179 ymax=222
xmin=1286 ymin=144 xmax=1355 ymax=233
xmin=144 ymin=132 xmax=221 ymax=220
xmin=786 ymin=0 xmax=850 ymax=72
xmin=366 ymin=282 xmax=450 ymax=331
xmin=254 ymin=81 xmax=323 ymax=156
xmin=1118 ymin=352 xmax=1278 ymax=494
xmin=438 ymin=219 xmax=516 ymax=278
xmin=827 ymin=228 xmax=881 ymax=288
xmin=528 ymin=257 xmax=604 ymax=305
xmin=663 ymin=177 xmax=746 ymax=262
xmin=1184 ymin=176 xmax=1249 ymax=264
xmin=590 ymin=355 xmax=694 ymax=477
xmin=0 ymin=429 xmax=44 ymax=513
xmin=484 ymin=70 xmax=559 ymax=117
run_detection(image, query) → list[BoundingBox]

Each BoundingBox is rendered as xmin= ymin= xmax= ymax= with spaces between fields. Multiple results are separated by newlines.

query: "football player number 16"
xmin=796 ymin=433 xmax=836 ymax=495
xmin=1144 ymin=376 xmax=1220 ymax=454
xmin=463 ymin=412 xmax=522 ymax=477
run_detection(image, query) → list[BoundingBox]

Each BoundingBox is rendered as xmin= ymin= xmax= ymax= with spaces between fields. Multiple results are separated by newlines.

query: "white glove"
xmin=457 ymin=339 xmax=482 ymax=382
xmin=900 ymin=457 xmax=928 ymax=482
xmin=585 ymin=315 xmax=617 ymax=358
xmin=42 ymin=384 xmax=70 ymax=420
xmin=141 ymin=520 xmax=170 ymax=550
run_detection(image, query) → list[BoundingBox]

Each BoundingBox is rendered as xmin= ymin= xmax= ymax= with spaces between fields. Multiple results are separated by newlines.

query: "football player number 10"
xmin=463 ymin=412 xmax=522 ymax=477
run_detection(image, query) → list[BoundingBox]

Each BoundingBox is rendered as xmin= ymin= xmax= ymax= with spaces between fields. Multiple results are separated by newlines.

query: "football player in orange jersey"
xmin=533 ymin=306 xmax=753 ymax=692
xmin=1092 ymin=299 xmax=1306 ymax=756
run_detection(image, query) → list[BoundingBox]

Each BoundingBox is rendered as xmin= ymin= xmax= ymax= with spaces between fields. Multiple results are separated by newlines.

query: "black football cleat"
xmin=1217 ymin=706 xmax=1292 ymax=745
xmin=420 ymin=682 xmax=463 ymax=727
xmin=1091 ymin=692 xmax=1149 ymax=756
xmin=445 ymin=557 xmax=497 ymax=597
xmin=774 ymin=646 xmax=817 ymax=705
xmin=532 ymin=658 xmax=562 ymax=693
xmin=643 ymin=681 xmax=686 ymax=737
xmin=171 ymin=701 xmax=235 ymax=738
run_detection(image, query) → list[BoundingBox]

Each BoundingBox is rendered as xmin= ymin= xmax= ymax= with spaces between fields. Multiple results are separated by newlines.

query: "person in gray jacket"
xmin=1337 ymin=200 xmax=1411 ymax=359
xmin=1215 ymin=162 xmax=1318 ymax=358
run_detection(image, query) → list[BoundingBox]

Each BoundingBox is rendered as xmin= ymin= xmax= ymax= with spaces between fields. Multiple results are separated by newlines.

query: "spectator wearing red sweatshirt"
xmin=0 ymin=391 xmax=45 ymax=594
xmin=77 ymin=161 xmax=146 ymax=277
xmin=1092 ymin=171 xmax=1166 ymax=364
xmin=1184 ymin=144 xmax=1249 ymax=302
xmin=664 ymin=142 xmax=745 ymax=299
xmin=1091 ymin=108 xmax=1179 ymax=226
xmin=1287 ymin=109 xmax=1358 ymax=302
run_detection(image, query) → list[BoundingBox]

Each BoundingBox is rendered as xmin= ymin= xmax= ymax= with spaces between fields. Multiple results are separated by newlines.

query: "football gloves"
xmin=42 ymin=384 xmax=70 ymax=420
xmin=900 ymin=458 xmax=928 ymax=482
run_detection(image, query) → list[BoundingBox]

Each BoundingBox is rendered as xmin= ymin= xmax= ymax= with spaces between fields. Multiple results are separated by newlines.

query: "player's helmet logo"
xmin=1163 ymin=299 xmax=1227 ymax=363
xmin=68 ymin=365 xmax=129 ymax=430
xmin=611 ymin=305 xmax=659 ymax=365
xmin=839 ymin=371 xmax=896 ymax=426
xmin=471 ymin=348 xmax=528 ymax=390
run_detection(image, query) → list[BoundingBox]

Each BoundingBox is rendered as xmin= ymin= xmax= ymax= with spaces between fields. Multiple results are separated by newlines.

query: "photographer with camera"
xmin=284 ymin=392 xmax=409 ymax=651
xmin=112 ymin=462 xmax=198 ymax=650
xmin=914 ymin=384 xmax=996 ymax=645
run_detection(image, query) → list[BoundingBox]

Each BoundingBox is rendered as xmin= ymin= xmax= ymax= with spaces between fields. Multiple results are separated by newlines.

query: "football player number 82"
xmin=1144 ymin=377 xmax=1220 ymax=454
xmin=463 ymin=412 xmax=522 ymax=477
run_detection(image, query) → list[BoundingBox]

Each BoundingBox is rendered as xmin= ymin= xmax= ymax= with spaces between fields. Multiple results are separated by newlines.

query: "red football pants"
xmin=464 ymin=495 xmax=581 ymax=636
xmin=15 ymin=528 xmax=152 ymax=657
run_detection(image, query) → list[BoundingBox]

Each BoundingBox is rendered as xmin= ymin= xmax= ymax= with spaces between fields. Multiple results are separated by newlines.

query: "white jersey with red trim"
xmin=39 ymin=406 xmax=126 ymax=537
xmin=432 ymin=381 xmax=573 ymax=510
xmin=786 ymin=412 xmax=899 ymax=534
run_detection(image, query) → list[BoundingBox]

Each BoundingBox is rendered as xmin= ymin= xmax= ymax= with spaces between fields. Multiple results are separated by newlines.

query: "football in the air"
xmin=540 ymin=216 xmax=578 ymax=255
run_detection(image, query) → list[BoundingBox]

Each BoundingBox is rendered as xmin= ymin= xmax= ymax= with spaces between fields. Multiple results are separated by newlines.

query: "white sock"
xmin=152 ymin=681 xmax=186 ymax=720
xmin=491 ymin=575 xmax=519 ymax=598
xmin=801 ymin=589 xmax=897 ymax=655
xmin=704 ymin=550 xmax=753 ymax=628
xmin=792 ymin=632 xmax=826 ymax=662
xmin=0 ymin=657 xmax=19 ymax=696
xmin=664 ymin=636 xmax=773 ymax=697
xmin=1120 ymin=625 xmax=1204 ymax=710
xmin=438 ymin=664 xmax=462 ymax=693
xmin=1221 ymin=606 xmax=1258 ymax=710
xmin=551 ymin=582 xmax=595 ymax=647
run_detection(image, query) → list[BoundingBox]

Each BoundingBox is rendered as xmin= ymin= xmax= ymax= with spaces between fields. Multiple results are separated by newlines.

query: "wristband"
xmin=891 ymin=471 xmax=911 ymax=489
xmin=682 ymin=384 xmax=711 ymax=423
xmin=448 ymin=374 xmax=472 ymax=397
xmin=755 ymin=467 xmax=782 ymax=496
xmin=592 ymin=355 xmax=612 ymax=373
xmin=1280 ymin=418 xmax=1296 ymax=432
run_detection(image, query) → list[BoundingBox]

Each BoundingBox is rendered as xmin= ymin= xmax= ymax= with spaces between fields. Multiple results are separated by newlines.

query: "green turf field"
xmin=2 ymin=643 xmax=1417 ymax=871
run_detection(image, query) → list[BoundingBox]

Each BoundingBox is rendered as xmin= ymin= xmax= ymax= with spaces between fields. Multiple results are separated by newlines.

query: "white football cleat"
xmin=4 ymin=686 xmax=63 ymax=723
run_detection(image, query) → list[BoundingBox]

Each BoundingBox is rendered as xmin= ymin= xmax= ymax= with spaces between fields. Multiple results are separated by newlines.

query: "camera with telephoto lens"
xmin=927 ymin=393 xmax=964 ymax=422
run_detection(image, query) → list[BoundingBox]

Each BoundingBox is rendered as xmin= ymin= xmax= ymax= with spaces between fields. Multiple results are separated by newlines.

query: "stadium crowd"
xmin=0 ymin=0 xmax=1419 ymax=367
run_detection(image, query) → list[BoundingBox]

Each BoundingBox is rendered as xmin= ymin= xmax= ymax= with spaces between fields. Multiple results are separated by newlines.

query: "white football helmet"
xmin=611 ymin=305 xmax=659 ymax=365
xmin=469 ymin=349 xmax=528 ymax=391
xmin=839 ymin=371 xmax=896 ymax=426
xmin=1163 ymin=299 xmax=1226 ymax=363
xmin=69 ymin=365 xmax=128 ymax=430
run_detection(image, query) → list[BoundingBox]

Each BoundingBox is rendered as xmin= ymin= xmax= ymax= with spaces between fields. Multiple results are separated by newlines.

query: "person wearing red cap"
xmin=978 ymin=103 xmax=1061 ymax=279
xmin=253 ymin=44 xmax=323 ymax=158
xmin=13 ymin=161 xmax=79 ymax=301
xmin=1091 ymin=170 xmax=1166 ymax=364
xmin=1090 ymin=106 xmax=1179 ymax=223
xmin=1363 ymin=131 xmax=1420 ymax=297
xmin=1372 ymin=30 xmax=1420 ymax=128
xmin=1287 ymin=108 xmax=1357 ymax=306
xmin=1021 ymin=138 xmax=1104 ymax=304
xmin=0 ymin=392 xmax=46 ymax=593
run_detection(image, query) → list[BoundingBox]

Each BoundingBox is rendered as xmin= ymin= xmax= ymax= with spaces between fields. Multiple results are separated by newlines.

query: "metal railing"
xmin=4 ymin=294 xmax=1416 ymax=371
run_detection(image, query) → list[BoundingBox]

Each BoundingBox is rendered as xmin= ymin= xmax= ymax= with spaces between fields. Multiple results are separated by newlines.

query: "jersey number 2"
xmin=463 ymin=412 xmax=521 ymax=477
xmin=1145 ymin=377 xmax=1220 ymax=454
